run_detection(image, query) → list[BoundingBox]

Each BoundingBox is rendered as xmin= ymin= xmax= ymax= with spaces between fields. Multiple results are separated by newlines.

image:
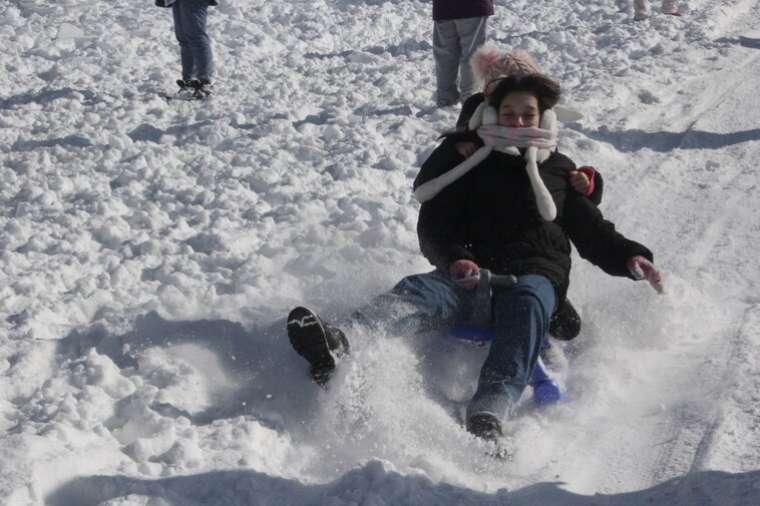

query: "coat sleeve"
xmin=562 ymin=192 xmax=652 ymax=279
xmin=415 ymin=139 xmax=475 ymax=270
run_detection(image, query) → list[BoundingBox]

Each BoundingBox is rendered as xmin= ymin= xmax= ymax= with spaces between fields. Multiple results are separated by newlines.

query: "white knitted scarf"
xmin=414 ymin=102 xmax=559 ymax=221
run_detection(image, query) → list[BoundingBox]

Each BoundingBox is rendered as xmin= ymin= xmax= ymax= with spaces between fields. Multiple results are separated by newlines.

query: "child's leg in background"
xmin=433 ymin=20 xmax=462 ymax=106
xmin=453 ymin=16 xmax=487 ymax=100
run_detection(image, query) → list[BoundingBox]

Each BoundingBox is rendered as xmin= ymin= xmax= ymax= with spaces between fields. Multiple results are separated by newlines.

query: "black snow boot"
xmin=548 ymin=297 xmax=582 ymax=340
xmin=174 ymin=79 xmax=198 ymax=100
xmin=190 ymin=78 xmax=213 ymax=99
xmin=466 ymin=413 xmax=503 ymax=441
xmin=286 ymin=306 xmax=349 ymax=385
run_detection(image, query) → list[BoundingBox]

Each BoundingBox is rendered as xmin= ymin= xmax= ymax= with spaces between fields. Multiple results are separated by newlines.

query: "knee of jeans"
xmin=391 ymin=272 xmax=443 ymax=296
xmin=495 ymin=287 xmax=551 ymax=321
xmin=391 ymin=275 xmax=422 ymax=297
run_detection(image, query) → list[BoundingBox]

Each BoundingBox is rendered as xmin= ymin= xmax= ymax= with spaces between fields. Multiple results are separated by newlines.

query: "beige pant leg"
xmin=634 ymin=0 xmax=649 ymax=17
xmin=661 ymin=0 xmax=679 ymax=14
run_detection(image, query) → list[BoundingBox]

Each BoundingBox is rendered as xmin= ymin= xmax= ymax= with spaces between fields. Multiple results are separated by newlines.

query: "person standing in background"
xmin=432 ymin=0 xmax=494 ymax=107
xmin=634 ymin=0 xmax=681 ymax=21
xmin=156 ymin=0 xmax=218 ymax=99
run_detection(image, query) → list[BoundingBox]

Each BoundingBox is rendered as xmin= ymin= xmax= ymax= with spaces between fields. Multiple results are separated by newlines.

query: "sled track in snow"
xmin=684 ymin=307 xmax=751 ymax=475
xmin=650 ymin=303 xmax=758 ymax=486
xmin=645 ymin=127 xmax=760 ymax=488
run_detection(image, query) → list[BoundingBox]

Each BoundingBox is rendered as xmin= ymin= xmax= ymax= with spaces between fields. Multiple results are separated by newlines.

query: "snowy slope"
xmin=2 ymin=0 xmax=760 ymax=504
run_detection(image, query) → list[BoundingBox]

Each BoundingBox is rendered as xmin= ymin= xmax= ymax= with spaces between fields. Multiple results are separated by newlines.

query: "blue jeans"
xmin=351 ymin=271 xmax=556 ymax=424
xmin=466 ymin=274 xmax=556 ymax=422
xmin=172 ymin=0 xmax=214 ymax=81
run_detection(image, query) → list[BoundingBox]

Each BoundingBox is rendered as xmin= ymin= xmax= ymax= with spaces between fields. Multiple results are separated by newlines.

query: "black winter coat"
xmin=433 ymin=0 xmax=494 ymax=21
xmin=413 ymin=137 xmax=653 ymax=301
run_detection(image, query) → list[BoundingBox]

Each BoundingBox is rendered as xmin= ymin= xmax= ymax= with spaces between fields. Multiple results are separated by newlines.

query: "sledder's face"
xmin=498 ymin=92 xmax=540 ymax=128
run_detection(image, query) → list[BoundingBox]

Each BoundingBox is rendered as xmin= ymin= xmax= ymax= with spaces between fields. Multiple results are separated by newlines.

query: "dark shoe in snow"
xmin=549 ymin=297 xmax=581 ymax=340
xmin=171 ymin=79 xmax=199 ymax=100
xmin=287 ymin=306 xmax=349 ymax=385
xmin=190 ymin=79 xmax=213 ymax=99
xmin=466 ymin=412 xmax=503 ymax=441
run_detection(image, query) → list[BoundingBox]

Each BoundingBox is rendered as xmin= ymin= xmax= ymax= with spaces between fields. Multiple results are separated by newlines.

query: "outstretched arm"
xmin=562 ymin=192 xmax=655 ymax=279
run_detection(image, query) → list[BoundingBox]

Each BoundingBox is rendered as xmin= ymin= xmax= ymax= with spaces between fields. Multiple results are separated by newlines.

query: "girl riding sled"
xmin=286 ymin=64 xmax=663 ymax=442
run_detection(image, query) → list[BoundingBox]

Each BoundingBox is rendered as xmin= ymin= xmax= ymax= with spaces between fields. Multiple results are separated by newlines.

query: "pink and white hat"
xmin=470 ymin=43 xmax=542 ymax=92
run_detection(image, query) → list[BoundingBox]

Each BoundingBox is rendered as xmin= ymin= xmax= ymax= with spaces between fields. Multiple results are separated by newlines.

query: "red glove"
xmin=577 ymin=166 xmax=596 ymax=196
xmin=627 ymin=256 xmax=664 ymax=294
xmin=449 ymin=259 xmax=480 ymax=290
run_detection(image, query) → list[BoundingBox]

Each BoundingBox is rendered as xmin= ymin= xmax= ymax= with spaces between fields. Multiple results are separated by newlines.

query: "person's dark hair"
xmin=488 ymin=74 xmax=561 ymax=113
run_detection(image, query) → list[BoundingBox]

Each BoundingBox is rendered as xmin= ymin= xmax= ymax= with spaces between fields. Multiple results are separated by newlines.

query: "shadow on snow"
xmin=570 ymin=124 xmax=760 ymax=152
xmin=715 ymin=36 xmax=760 ymax=49
xmin=46 ymin=465 xmax=760 ymax=506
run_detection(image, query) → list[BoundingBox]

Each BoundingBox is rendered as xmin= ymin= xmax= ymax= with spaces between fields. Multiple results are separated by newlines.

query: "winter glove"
xmin=455 ymin=142 xmax=479 ymax=158
xmin=569 ymin=166 xmax=596 ymax=196
xmin=449 ymin=259 xmax=480 ymax=290
xmin=627 ymin=255 xmax=664 ymax=294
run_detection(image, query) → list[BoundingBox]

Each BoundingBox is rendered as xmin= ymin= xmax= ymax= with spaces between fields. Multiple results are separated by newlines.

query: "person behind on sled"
xmin=451 ymin=43 xmax=604 ymax=341
xmin=286 ymin=72 xmax=664 ymax=441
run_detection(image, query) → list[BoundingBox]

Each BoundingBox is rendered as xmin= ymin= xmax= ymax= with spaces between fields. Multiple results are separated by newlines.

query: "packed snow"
xmin=2 ymin=0 xmax=760 ymax=504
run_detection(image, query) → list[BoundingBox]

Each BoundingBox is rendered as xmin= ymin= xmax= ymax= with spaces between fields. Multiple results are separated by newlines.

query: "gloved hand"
xmin=449 ymin=259 xmax=480 ymax=290
xmin=569 ymin=166 xmax=596 ymax=196
xmin=627 ymin=255 xmax=664 ymax=294
xmin=455 ymin=141 xmax=478 ymax=158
